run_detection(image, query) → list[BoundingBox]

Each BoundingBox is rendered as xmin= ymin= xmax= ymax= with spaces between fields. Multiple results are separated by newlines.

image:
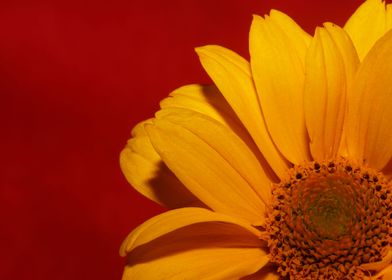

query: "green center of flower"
xmin=298 ymin=175 xmax=354 ymax=239
xmin=265 ymin=159 xmax=392 ymax=279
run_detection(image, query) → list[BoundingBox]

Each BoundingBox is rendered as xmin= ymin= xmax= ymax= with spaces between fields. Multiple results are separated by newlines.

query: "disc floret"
xmin=266 ymin=158 xmax=392 ymax=279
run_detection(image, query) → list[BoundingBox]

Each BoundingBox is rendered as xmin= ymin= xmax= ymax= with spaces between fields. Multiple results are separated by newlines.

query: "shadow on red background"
xmin=0 ymin=0 xmax=363 ymax=279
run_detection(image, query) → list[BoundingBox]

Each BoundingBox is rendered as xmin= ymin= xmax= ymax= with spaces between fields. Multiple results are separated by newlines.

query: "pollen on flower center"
xmin=265 ymin=158 xmax=392 ymax=279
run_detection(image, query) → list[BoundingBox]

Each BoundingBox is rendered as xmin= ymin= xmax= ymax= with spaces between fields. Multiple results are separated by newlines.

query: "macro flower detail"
xmin=120 ymin=0 xmax=392 ymax=279
xmin=266 ymin=159 xmax=392 ymax=278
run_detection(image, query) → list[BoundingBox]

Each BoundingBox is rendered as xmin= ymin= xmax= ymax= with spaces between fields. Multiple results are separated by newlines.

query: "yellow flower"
xmin=120 ymin=0 xmax=392 ymax=279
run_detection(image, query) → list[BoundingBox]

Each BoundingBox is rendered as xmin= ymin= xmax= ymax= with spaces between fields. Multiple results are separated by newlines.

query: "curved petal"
xmin=146 ymin=112 xmax=268 ymax=225
xmin=304 ymin=24 xmax=359 ymax=160
xmin=121 ymin=208 xmax=269 ymax=280
xmin=120 ymin=120 xmax=201 ymax=208
xmin=345 ymin=30 xmax=392 ymax=169
xmin=240 ymin=265 xmax=280 ymax=280
xmin=160 ymin=84 xmax=246 ymax=131
xmin=120 ymin=207 xmax=262 ymax=256
xmin=344 ymin=0 xmax=392 ymax=61
xmin=388 ymin=4 xmax=392 ymax=27
xmin=195 ymin=45 xmax=289 ymax=179
xmin=268 ymin=9 xmax=311 ymax=59
xmin=243 ymin=272 xmax=279 ymax=280
xmin=363 ymin=251 xmax=392 ymax=278
xmin=160 ymin=84 xmax=278 ymax=181
xmin=361 ymin=250 xmax=392 ymax=271
xmin=123 ymin=248 xmax=268 ymax=280
xmin=374 ymin=265 xmax=392 ymax=279
xmin=160 ymin=84 xmax=243 ymax=132
xmin=156 ymin=108 xmax=273 ymax=206
xmin=249 ymin=12 xmax=311 ymax=164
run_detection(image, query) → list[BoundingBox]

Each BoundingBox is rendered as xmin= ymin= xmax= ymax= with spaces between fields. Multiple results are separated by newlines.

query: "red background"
xmin=1 ymin=0 xmax=364 ymax=279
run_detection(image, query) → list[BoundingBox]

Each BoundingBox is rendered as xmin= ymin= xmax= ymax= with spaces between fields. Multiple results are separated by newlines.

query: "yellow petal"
xmin=156 ymin=108 xmax=273 ymax=205
xmin=383 ymin=160 xmax=392 ymax=178
xmin=345 ymin=30 xmax=392 ymax=169
xmin=249 ymin=13 xmax=311 ymax=164
xmin=262 ymin=273 xmax=280 ymax=280
xmin=146 ymin=115 xmax=267 ymax=224
xmin=366 ymin=251 xmax=392 ymax=278
xmin=361 ymin=250 xmax=392 ymax=271
xmin=160 ymin=84 xmax=277 ymax=180
xmin=195 ymin=45 xmax=289 ymax=179
xmin=123 ymin=247 xmax=268 ymax=280
xmin=121 ymin=208 xmax=268 ymax=280
xmin=327 ymin=24 xmax=361 ymax=90
xmin=160 ymin=84 xmax=238 ymax=127
xmin=241 ymin=266 xmax=280 ymax=280
xmin=376 ymin=265 xmax=392 ymax=279
xmin=388 ymin=4 xmax=392 ymax=28
xmin=304 ymin=24 xmax=359 ymax=160
xmin=268 ymin=10 xmax=311 ymax=60
xmin=120 ymin=120 xmax=200 ymax=208
xmin=344 ymin=0 xmax=390 ymax=60
xmin=120 ymin=207 xmax=262 ymax=256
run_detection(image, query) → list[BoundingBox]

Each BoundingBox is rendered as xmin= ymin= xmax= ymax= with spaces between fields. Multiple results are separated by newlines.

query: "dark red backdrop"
xmin=1 ymin=0 xmax=363 ymax=279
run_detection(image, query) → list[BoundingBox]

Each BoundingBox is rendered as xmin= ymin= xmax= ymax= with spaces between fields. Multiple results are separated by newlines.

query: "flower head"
xmin=120 ymin=0 xmax=392 ymax=279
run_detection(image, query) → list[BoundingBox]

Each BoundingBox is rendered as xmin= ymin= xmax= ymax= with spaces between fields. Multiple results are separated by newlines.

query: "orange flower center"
xmin=265 ymin=158 xmax=392 ymax=279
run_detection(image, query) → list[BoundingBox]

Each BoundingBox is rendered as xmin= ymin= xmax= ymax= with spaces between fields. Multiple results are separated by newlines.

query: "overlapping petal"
xmin=375 ymin=265 xmax=392 ymax=280
xmin=120 ymin=84 xmax=276 ymax=208
xmin=241 ymin=267 xmax=280 ymax=280
xmin=120 ymin=120 xmax=200 ymax=208
xmin=345 ymin=30 xmax=392 ymax=169
xmin=121 ymin=207 xmax=269 ymax=280
xmin=195 ymin=45 xmax=288 ymax=178
xmin=388 ymin=4 xmax=392 ymax=27
xmin=160 ymin=84 xmax=277 ymax=180
xmin=160 ymin=84 xmax=250 ymax=138
xmin=361 ymin=250 xmax=392 ymax=272
xmin=304 ymin=23 xmax=359 ymax=160
xmin=120 ymin=207 xmax=262 ymax=255
xmin=249 ymin=11 xmax=311 ymax=164
xmin=156 ymin=108 xmax=273 ymax=204
xmin=121 ymin=2 xmax=392 ymax=279
xmin=146 ymin=108 xmax=271 ymax=224
xmin=344 ymin=0 xmax=392 ymax=60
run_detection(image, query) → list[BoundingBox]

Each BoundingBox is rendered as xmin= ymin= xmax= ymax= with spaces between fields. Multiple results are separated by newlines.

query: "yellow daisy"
xmin=120 ymin=0 xmax=392 ymax=279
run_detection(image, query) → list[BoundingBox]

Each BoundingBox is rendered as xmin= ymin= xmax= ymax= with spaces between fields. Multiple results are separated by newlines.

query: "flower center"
xmin=265 ymin=158 xmax=392 ymax=279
